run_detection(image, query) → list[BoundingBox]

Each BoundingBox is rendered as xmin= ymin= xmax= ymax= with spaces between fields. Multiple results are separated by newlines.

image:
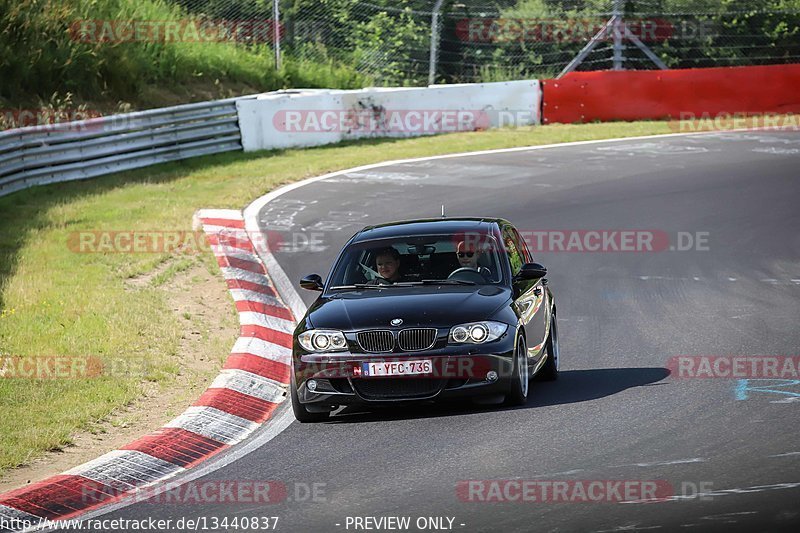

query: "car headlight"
xmin=448 ymin=321 xmax=508 ymax=344
xmin=298 ymin=329 xmax=348 ymax=352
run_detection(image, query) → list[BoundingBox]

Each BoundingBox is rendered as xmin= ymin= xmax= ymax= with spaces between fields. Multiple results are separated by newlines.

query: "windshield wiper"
xmin=331 ymin=280 xmax=476 ymax=289
xmin=329 ymin=284 xmax=386 ymax=290
xmin=420 ymin=279 xmax=476 ymax=286
xmin=331 ymin=282 xmax=423 ymax=289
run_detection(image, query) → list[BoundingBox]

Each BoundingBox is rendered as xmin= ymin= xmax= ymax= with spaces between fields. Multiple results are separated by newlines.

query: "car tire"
xmin=537 ymin=312 xmax=559 ymax=382
xmin=290 ymin=379 xmax=330 ymax=423
xmin=506 ymin=335 xmax=529 ymax=406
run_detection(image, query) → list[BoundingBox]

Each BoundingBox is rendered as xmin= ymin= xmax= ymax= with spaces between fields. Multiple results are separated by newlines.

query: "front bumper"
xmin=293 ymin=339 xmax=516 ymax=407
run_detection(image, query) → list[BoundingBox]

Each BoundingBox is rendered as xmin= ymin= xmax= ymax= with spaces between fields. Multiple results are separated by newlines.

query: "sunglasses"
xmin=457 ymin=252 xmax=475 ymax=258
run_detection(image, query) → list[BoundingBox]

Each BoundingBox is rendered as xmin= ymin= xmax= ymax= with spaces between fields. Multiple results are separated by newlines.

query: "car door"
xmin=505 ymin=225 xmax=548 ymax=363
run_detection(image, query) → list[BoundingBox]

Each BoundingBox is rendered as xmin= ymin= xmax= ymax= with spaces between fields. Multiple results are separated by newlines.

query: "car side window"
xmin=502 ymin=226 xmax=524 ymax=276
xmin=512 ymin=227 xmax=533 ymax=263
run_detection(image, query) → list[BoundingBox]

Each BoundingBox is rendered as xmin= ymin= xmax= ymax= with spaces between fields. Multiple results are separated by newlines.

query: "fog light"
xmin=307 ymin=379 xmax=318 ymax=392
xmin=486 ymin=371 xmax=498 ymax=382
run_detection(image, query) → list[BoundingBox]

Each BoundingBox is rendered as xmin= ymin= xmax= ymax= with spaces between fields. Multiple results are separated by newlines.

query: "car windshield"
xmin=328 ymin=233 xmax=505 ymax=288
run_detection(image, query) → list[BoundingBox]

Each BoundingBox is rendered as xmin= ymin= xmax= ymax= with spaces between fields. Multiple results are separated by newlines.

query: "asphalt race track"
xmin=102 ymin=131 xmax=799 ymax=532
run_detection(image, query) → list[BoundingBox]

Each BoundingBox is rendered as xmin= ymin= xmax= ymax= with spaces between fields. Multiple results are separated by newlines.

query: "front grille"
xmin=397 ymin=328 xmax=437 ymax=351
xmin=357 ymin=330 xmax=394 ymax=352
xmin=352 ymin=378 xmax=444 ymax=400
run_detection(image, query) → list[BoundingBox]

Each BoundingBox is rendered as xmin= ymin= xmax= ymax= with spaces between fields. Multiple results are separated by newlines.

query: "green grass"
xmin=150 ymin=257 xmax=196 ymax=287
xmin=0 ymin=0 xmax=368 ymax=113
xmin=0 ymin=120 xmax=683 ymax=474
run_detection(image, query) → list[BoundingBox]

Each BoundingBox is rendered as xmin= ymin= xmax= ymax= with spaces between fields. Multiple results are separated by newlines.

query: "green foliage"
xmin=0 ymin=0 xmax=366 ymax=107
xmin=279 ymin=0 xmax=432 ymax=85
xmin=2 ymin=0 xmax=798 ymax=108
xmin=281 ymin=54 xmax=370 ymax=88
xmin=476 ymin=0 xmax=800 ymax=76
xmin=351 ymin=9 xmax=428 ymax=84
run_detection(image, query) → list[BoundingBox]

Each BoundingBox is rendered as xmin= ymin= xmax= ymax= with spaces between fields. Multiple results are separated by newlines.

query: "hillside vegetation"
xmin=0 ymin=0 xmax=367 ymax=113
xmin=3 ymin=0 xmax=798 ymax=116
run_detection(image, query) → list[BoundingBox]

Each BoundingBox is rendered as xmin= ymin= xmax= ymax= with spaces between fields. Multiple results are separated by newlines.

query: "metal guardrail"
xmin=0 ymin=96 xmax=254 ymax=198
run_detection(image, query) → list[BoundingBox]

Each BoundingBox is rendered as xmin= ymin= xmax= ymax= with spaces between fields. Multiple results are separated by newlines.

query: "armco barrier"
xmin=0 ymin=98 xmax=258 ymax=198
xmin=237 ymin=80 xmax=542 ymax=151
xmin=542 ymin=64 xmax=800 ymax=124
xmin=0 ymin=81 xmax=542 ymax=198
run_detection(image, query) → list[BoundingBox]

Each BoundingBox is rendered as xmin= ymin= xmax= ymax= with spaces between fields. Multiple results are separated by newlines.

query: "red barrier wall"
xmin=541 ymin=64 xmax=800 ymax=124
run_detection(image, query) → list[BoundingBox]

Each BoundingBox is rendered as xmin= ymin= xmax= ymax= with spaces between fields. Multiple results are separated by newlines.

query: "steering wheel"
xmin=448 ymin=267 xmax=487 ymax=284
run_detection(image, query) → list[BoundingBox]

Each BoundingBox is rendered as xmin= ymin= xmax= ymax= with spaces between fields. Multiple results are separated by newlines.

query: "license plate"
xmin=361 ymin=359 xmax=433 ymax=377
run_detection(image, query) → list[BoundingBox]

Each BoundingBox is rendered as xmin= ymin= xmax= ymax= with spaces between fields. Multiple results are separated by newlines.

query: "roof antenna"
xmin=441 ymin=204 xmax=446 ymax=218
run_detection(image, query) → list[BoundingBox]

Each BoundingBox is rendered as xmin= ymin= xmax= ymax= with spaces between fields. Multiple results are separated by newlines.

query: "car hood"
xmin=306 ymin=285 xmax=512 ymax=330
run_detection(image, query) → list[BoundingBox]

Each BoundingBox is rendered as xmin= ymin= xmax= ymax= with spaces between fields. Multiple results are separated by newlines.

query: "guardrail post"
xmin=612 ymin=0 xmax=624 ymax=70
xmin=428 ymin=0 xmax=445 ymax=85
xmin=273 ymin=0 xmax=282 ymax=70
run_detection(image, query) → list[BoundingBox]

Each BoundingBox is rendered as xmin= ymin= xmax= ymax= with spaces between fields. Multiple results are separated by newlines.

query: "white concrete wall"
xmin=237 ymin=80 xmax=541 ymax=152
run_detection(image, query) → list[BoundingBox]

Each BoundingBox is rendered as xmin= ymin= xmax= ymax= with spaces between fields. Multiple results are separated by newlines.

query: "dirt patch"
xmin=0 ymin=261 xmax=238 ymax=493
xmin=124 ymin=256 xmax=181 ymax=289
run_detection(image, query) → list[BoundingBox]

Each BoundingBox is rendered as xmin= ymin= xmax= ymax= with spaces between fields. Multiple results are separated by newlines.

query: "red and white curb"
xmin=0 ymin=209 xmax=293 ymax=529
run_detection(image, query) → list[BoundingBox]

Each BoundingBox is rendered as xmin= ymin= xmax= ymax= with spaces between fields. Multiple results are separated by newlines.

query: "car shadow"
xmin=323 ymin=367 xmax=671 ymax=424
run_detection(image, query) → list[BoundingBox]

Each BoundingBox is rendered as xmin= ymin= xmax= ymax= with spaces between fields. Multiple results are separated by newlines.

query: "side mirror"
xmin=517 ymin=263 xmax=547 ymax=280
xmin=300 ymin=274 xmax=324 ymax=291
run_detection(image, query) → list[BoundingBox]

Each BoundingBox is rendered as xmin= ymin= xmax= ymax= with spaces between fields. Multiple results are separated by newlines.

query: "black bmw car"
xmin=291 ymin=218 xmax=559 ymax=422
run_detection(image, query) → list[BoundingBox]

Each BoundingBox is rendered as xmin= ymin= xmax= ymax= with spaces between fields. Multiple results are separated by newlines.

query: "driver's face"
xmin=457 ymin=242 xmax=479 ymax=268
xmin=376 ymin=254 xmax=400 ymax=280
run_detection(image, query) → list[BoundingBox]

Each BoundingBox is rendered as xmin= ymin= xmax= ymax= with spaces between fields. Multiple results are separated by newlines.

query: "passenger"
xmin=456 ymin=241 xmax=491 ymax=278
xmin=369 ymin=247 xmax=404 ymax=284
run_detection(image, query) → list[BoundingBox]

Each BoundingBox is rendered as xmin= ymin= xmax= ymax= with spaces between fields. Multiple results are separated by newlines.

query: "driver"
xmin=456 ymin=240 xmax=491 ymax=278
